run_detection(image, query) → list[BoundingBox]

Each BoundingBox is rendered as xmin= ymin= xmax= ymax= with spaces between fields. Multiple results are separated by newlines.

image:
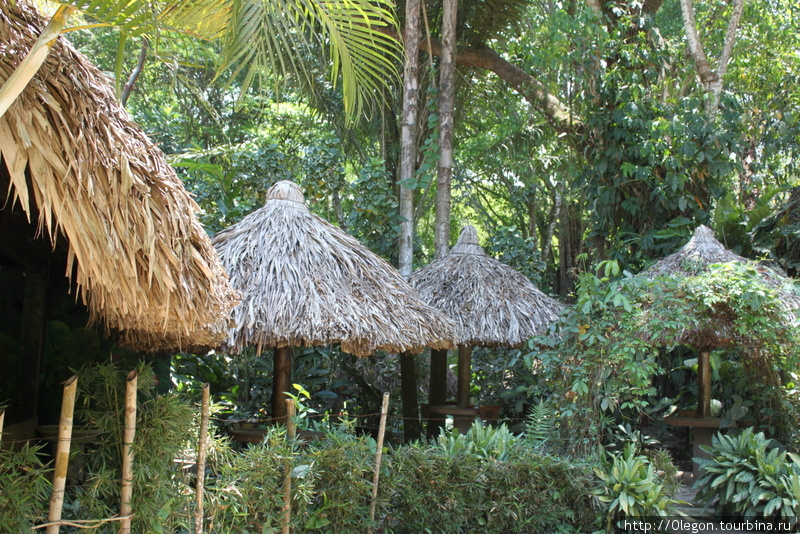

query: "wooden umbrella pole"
xmin=194 ymin=384 xmax=210 ymax=534
xmin=119 ymin=371 xmax=138 ymax=534
xmin=282 ymin=398 xmax=296 ymax=534
xmin=368 ymin=392 xmax=390 ymax=533
xmin=46 ymin=375 xmax=78 ymax=534
xmin=697 ymin=351 xmax=711 ymax=418
xmin=456 ymin=345 xmax=472 ymax=408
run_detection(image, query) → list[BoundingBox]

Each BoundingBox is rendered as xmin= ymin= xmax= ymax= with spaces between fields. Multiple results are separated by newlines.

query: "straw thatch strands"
xmin=639 ymin=224 xmax=800 ymax=417
xmin=409 ymin=225 xmax=565 ymax=410
xmin=410 ymin=226 xmax=565 ymax=348
xmin=0 ymin=2 xmax=239 ymax=352
xmin=212 ymin=180 xmax=455 ymax=419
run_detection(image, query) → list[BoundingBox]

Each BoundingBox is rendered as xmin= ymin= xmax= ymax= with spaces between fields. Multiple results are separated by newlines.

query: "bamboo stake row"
xmin=42 ymin=373 xmax=139 ymax=534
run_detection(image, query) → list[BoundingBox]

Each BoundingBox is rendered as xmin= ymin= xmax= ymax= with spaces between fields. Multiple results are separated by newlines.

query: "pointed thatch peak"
xmin=268 ymin=179 xmax=306 ymax=205
xmin=449 ymin=225 xmax=484 ymax=256
xmin=211 ymin=180 xmax=455 ymax=357
xmin=408 ymin=225 xmax=564 ymax=348
xmin=0 ymin=1 xmax=238 ymax=352
xmin=642 ymin=225 xmax=746 ymax=277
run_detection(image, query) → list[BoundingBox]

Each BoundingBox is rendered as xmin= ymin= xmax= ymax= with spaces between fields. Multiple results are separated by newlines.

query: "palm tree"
xmin=0 ymin=0 xmax=402 ymax=122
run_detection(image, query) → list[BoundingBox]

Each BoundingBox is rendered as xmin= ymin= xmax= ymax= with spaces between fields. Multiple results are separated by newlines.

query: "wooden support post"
xmin=195 ymin=384 xmax=210 ymax=534
xmin=273 ymin=347 xmax=293 ymax=423
xmin=282 ymin=398 xmax=296 ymax=534
xmin=0 ymin=407 xmax=5 ymax=445
xmin=456 ymin=345 xmax=472 ymax=408
xmin=46 ymin=375 xmax=77 ymax=534
xmin=696 ymin=351 xmax=711 ymax=418
xmin=427 ymin=349 xmax=448 ymax=438
xmin=399 ymin=351 xmax=420 ymax=442
xmin=368 ymin=392 xmax=390 ymax=533
xmin=120 ymin=371 xmax=138 ymax=534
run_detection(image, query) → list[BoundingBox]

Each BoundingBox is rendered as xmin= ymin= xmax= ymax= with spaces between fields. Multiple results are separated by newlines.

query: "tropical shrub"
xmin=386 ymin=422 xmax=596 ymax=533
xmin=694 ymin=428 xmax=800 ymax=523
xmin=593 ymin=443 xmax=682 ymax=533
xmin=64 ymin=360 xmax=196 ymax=533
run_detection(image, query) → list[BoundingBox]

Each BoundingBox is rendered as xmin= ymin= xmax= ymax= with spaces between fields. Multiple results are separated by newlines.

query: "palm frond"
xmin=218 ymin=0 xmax=401 ymax=121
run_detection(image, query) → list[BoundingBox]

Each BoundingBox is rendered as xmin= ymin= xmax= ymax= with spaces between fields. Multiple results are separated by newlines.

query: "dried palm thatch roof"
xmin=408 ymin=225 xmax=565 ymax=348
xmin=0 ymin=2 xmax=239 ymax=352
xmin=638 ymin=225 xmax=799 ymax=350
xmin=211 ymin=180 xmax=455 ymax=357
xmin=642 ymin=225 xmax=800 ymax=310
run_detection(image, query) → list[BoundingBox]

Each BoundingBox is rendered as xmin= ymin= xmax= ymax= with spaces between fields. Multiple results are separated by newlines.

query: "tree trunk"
xmin=680 ymin=0 xmax=744 ymax=117
xmin=398 ymin=0 xmax=421 ymax=276
xmin=434 ymin=0 xmax=458 ymax=259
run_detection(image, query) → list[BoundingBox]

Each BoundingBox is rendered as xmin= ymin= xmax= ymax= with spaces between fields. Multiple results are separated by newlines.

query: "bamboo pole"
xmin=46 ymin=375 xmax=78 ymax=534
xmin=119 ymin=371 xmax=138 ymax=534
xmin=282 ymin=398 xmax=296 ymax=534
xmin=368 ymin=392 xmax=391 ymax=533
xmin=0 ymin=407 xmax=5 ymax=444
xmin=195 ymin=384 xmax=210 ymax=534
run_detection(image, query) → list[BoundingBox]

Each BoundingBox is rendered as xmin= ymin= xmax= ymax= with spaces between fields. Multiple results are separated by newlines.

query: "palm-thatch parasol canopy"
xmin=409 ymin=225 xmax=565 ymax=348
xmin=639 ymin=224 xmax=799 ymax=417
xmin=212 ymin=180 xmax=455 ymax=357
xmin=0 ymin=1 xmax=239 ymax=352
xmin=409 ymin=225 xmax=564 ymax=410
xmin=641 ymin=224 xmax=800 ymax=333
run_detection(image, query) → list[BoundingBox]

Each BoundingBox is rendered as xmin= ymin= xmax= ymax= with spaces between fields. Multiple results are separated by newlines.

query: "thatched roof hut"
xmin=212 ymin=180 xmax=455 ymax=419
xmin=409 ymin=225 xmax=564 ymax=409
xmin=639 ymin=224 xmax=799 ymax=417
xmin=0 ymin=1 xmax=239 ymax=352
xmin=409 ymin=225 xmax=565 ymax=348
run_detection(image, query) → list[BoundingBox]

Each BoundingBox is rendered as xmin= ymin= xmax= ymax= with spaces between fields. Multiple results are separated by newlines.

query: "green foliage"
xmin=593 ymin=444 xmax=682 ymax=532
xmin=0 ymin=442 xmax=52 ymax=533
xmin=387 ymin=432 xmax=596 ymax=533
xmin=529 ymin=258 xmax=800 ymax=455
xmin=694 ymin=428 xmax=800 ymax=523
xmin=207 ymin=425 xmax=383 ymax=533
xmin=437 ymin=421 xmax=520 ymax=462
xmin=65 ymin=360 xmax=196 ymax=532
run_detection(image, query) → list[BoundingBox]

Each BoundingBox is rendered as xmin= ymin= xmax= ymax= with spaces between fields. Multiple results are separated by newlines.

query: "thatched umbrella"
xmin=0 ymin=1 xmax=238 ymax=352
xmin=640 ymin=224 xmax=799 ymax=417
xmin=409 ymin=225 xmax=565 ymax=409
xmin=211 ymin=180 xmax=455 ymax=420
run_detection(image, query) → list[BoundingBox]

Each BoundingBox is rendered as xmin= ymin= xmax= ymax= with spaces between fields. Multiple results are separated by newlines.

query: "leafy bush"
xmin=694 ymin=428 xmax=800 ymax=523
xmin=593 ymin=443 xmax=682 ymax=533
xmin=386 ymin=422 xmax=596 ymax=533
xmin=207 ymin=424 xmax=385 ymax=533
xmin=0 ymin=442 xmax=52 ymax=533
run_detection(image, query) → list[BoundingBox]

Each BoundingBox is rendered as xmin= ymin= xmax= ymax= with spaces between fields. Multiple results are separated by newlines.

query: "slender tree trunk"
xmin=434 ymin=0 xmax=458 ymax=259
xmin=398 ymin=0 xmax=421 ymax=276
xmin=680 ymin=0 xmax=744 ymax=117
